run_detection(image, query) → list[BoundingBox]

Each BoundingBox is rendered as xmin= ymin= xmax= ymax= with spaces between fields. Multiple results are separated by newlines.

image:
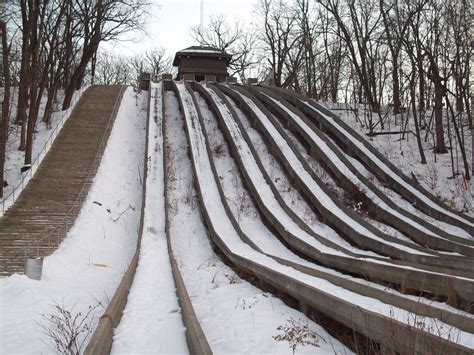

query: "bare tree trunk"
xmin=433 ymin=80 xmax=447 ymax=154
xmin=62 ymin=9 xmax=73 ymax=89
xmin=0 ymin=21 xmax=10 ymax=197
xmin=15 ymin=18 xmax=29 ymax=127
xmin=24 ymin=0 xmax=41 ymax=166
xmin=411 ymin=80 xmax=426 ymax=164
xmin=43 ymin=69 xmax=62 ymax=125
xmin=446 ymin=98 xmax=470 ymax=180
xmin=391 ymin=55 xmax=401 ymax=114
xmin=63 ymin=48 xmax=95 ymax=109
xmin=91 ymin=50 xmax=97 ymax=85
xmin=415 ymin=40 xmax=425 ymax=113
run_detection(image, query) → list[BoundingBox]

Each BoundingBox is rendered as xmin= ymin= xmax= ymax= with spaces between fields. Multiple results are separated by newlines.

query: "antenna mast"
xmin=200 ymin=0 xmax=204 ymax=29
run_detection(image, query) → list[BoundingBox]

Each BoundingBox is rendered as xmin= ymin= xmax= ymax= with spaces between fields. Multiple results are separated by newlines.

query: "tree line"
xmin=0 ymin=0 xmax=150 ymax=198
xmin=193 ymin=0 xmax=471 ymax=180
xmin=1 ymin=0 xmax=472 ymax=200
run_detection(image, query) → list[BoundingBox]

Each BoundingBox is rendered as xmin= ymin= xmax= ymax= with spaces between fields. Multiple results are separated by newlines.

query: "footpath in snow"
xmin=111 ymin=83 xmax=188 ymax=353
xmin=0 ymin=87 xmax=146 ymax=353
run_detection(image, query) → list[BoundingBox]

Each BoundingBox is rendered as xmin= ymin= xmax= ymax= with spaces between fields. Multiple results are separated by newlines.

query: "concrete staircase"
xmin=0 ymin=85 xmax=123 ymax=276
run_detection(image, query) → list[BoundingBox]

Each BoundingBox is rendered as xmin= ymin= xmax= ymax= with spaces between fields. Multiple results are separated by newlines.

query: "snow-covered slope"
xmin=0 ymin=87 xmax=146 ymax=353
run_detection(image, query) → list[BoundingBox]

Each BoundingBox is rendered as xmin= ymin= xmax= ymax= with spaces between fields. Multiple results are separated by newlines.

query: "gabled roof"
xmin=173 ymin=46 xmax=232 ymax=66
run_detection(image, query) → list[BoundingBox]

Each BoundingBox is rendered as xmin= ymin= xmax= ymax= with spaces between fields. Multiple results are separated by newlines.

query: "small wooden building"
xmin=173 ymin=46 xmax=232 ymax=82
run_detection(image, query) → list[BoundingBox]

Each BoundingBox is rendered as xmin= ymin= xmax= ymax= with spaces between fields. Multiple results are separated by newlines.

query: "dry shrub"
xmin=38 ymin=302 xmax=100 ymax=355
xmin=273 ymin=317 xmax=325 ymax=354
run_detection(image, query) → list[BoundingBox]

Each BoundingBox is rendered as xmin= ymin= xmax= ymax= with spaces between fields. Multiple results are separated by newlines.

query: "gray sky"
xmin=103 ymin=0 xmax=257 ymax=59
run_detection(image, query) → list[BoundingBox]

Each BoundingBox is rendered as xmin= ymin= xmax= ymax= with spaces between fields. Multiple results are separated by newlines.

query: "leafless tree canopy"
xmin=252 ymin=0 xmax=471 ymax=177
xmin=94 ymin=47 xmax=172 ymax=85
xmin=0 ymin=0 xmax=151 ymax=196
xmin=190 ymin=14 xmax=259 ymax=83
xmin=190 ymin=0 xmax=470 ymax=178
xmin=1 ymin=0 xmax=472 ymax=197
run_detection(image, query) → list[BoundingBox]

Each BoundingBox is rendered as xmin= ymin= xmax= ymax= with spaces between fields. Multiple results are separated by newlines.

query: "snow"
xmin=0 ymin=87 xmax=146 ymax=354
xmin=1 ymin=80 xmax=471 ymax=354
xmin=174 ymin=82 xmax=474 ymax=350
xmin=265 ymin=94 xmax=470 ymax=248
xmin=203 ymin=86 xmax=360 ymax=256
xmin=324 ymin=102 xmax=473 ymax=217
xmin=194 ymin=88 xmax=474 ymax=336
xmin=304 ymin=101 xmax=473 ymax=227
xmin=173 ymin=83 xmax=351 ymax=354
xmin=226 ymin=89 xmax=396 ymax=258
xmin=180 ymin=49 xmax=224 ymax=54
xmin=1 ymin=86 xmax=89 ymax=216
xmin=208 ymin=85 xmax=474 ymax=273
xmin=234 ymin=89 xmax=431 ymax=256
xmin=345 ymin=151 xmax=473 ymax=240
xmin=111 ymin=83 xmax=188 ymax=353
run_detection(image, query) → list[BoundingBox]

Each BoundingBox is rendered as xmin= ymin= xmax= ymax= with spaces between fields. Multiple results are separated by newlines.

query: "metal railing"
xmin=22 ymin=85 xmax=126 ymax=259
xmin=0 ymin=85 xmax=90 ymax=215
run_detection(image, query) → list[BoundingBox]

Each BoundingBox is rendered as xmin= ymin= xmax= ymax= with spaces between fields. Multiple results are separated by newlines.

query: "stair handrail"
xmin=0 ymin=85 xmax=90 ymax=216
xmin=22 ymin=85 xmax=126 ymax=260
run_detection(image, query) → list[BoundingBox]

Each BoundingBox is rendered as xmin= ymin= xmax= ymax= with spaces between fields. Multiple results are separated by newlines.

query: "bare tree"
xmin=379 ymin=0 xmax=422 ymax=114
xmin=318 ymin=0 xmax=382 ymax=112
xmin=144 ymin=47 xmax=172 ymax=81
xmin=62 ymin=0 xmax=150 ymax=110
xmin=1 ymin=20 xmax=10 ymax=197
xmin=317 ymin=7 xmax=345 ymax=102
xmin=190 ymin=14 xmax=258 ymax=82
xmin=94 ymin=48 xmax=171 ymax=86
xmin=404 ymin=36 xmax=426 ymax=164
xmin=257 ymin=0 xmax=304 ymax=88
xmin=24 ymin=0 xmax=70 ymax=165
xmin=94 ymin=51 xmax=131 ymax=85
xmin=420 ymin=1 xmax=449 ymax=154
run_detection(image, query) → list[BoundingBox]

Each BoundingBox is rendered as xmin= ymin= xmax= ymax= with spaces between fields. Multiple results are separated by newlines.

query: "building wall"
xmin=176 ymin=55 xmax=230 ymax=82
xmin=179 ymin=57 xmax=227 ymax=73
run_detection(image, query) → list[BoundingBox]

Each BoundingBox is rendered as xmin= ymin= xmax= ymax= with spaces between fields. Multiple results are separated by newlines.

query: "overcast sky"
xmin=102 ymin=0 xmax=256 ymax=60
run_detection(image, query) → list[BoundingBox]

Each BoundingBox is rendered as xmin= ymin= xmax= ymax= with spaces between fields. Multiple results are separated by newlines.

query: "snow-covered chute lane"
xmin=172 ymin=81 xmax=474 ymax=354
xmin=222 ymin=84 xmax=474 ymax=276
xmin=246 ymin=85 xmax=474 ymax=255
xmin=109 ymin=82 xmax=190 ymax=354
xmin=267 ymin=86 xmax=474 ymax=233
xmin=191 ymin=82 xmax=474 ymax=335
xmin=209 ymin=83 xmax=474 ymax=307
xmin=171 ymin=82 xmax=351 ymax=354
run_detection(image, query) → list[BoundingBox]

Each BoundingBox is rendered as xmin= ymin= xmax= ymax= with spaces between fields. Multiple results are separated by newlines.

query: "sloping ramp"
xmin=0 ymin=85 xmax=123 ymax=276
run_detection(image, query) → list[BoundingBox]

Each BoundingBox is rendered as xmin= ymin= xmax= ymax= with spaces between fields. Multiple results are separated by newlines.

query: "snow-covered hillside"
xmin=0 ymin=87 xmax=146 ymax=353
xmin=323 ymin=102 xmax=473 ymax=216
xmin=1 ymin=82 xmax=472 ymax=355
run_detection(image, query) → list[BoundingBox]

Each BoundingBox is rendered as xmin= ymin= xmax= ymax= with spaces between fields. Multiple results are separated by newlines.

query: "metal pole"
xmin=200 ymin=0 xmax=204 ymax=29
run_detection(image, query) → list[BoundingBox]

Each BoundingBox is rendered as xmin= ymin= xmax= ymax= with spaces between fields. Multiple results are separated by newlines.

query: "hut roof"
xmin=173 ymin=46 xmax=232 ymax=66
